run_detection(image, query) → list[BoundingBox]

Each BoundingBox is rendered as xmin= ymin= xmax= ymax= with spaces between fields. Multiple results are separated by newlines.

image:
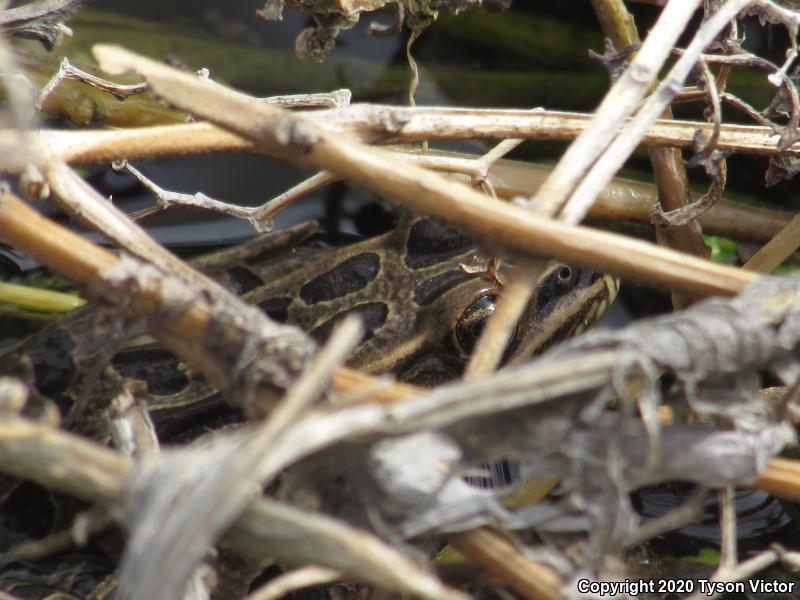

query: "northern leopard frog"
xmin=0 ymin=213 xmax=618 ymax=598
xmin=204 ymin=213 xmax=619 ymax=386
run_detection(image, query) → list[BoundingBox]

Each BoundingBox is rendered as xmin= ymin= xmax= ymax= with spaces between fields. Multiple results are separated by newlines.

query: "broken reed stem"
xmin=91 ymin=45 xmax=755 ymax=298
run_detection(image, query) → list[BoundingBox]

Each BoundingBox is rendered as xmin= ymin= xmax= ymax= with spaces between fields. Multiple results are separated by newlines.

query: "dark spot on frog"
xmin=111 ymin=348 xmax=189 ymax=396
xmin=27 ymin=327 xmax=76 ymax=397
xmin=405 ymin=218 xmax=473 ymax=268
xmin=226 ymin=265 xmax=265 ymax=294
xmin=395 ymin=349 xmax=463 ymax=387
xmin=413 ymin=269 xmax=474 ymax=306
xmin=150 ymin=392 xmax=244 ymax=444
xmin=257 ymin=296 xmax=293 ymax=322
xmin=300 ymin=252 xmax=380 ymax=304
xmin=310 ymin=302 xmax=388 ymax=343
xmin=0 ymin=481 xmax=56 ymax=543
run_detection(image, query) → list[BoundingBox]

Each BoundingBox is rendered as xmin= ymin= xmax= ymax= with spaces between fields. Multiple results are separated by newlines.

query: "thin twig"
xmin=117 ymin=161 xmax=336 ymax=232
xmin=36 ymin=57 xmax=148 ymax=109
xmin=753 ymin=457 xmax=800 ymax=501
xmin=462 ymin=136 xmax=538 ymax=378
xmin=625 ymin=487 xmax=707 ymax=548
xmin=464 ymin=261 xmax=545 ymax=378
xmin=719 ymin=486 xmax=738 ymax=569
xmin=470 ymin=138 xmax=526 ymax=196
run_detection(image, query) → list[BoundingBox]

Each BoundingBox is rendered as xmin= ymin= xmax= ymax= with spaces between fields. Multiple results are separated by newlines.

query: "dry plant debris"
xmin=258 ymin=0 xmax=512 ymax=62
xmin=3 ymin=2 xmax=800 ymax=600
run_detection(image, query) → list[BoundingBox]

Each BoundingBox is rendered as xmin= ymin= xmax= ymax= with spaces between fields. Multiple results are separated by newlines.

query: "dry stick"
xmin=527 ymin=0 xmax=702 ymax=216
xmin=719 ymin=486 xmax=738 ymax=570
xmin=470 ymin=138 xmax=525 ymax=196
xmin=90 ymin=47 xmax=755 ymax=297
xmin=119 ymin=161 xmax=337 ymax=232
xmin=683 ymin=550 xmax=780 ymax=600
xmin=31 ymin=151 xmax=226 ymax=295
xmin=559 ymin=0 xmax=800 ymax=226
xmin=463 ymin=140 xmax=541 ymax=378
xmin=448 ymin=529 xmax=563 ymax=600
xmin=464 ymin=261 xmax=544 ymax=377
xmin=19 ymin=110 xmax=800 ymax=165
xmin=744 ymin=212 xmax=800 ymax=273
xmin=625 ymin=487 xmax=707 ymax=548
xmin=480 ymin=158 xmax=790 ymax=244
xmin=36 ymin=57 xmax=148 ymax=109
xmin=752 ymin=457 xmax=800 ymax=501
xmin=458 ymin=265 xmax=550 ymax=590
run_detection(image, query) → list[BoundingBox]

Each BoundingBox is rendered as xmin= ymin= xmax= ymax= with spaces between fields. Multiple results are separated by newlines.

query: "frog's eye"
xmin=454 ymin=295 xmax=497 ymax=356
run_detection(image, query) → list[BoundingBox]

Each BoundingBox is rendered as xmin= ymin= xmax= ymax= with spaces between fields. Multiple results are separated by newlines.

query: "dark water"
xmin=634 ymin=483 xmax=800 ymax=556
